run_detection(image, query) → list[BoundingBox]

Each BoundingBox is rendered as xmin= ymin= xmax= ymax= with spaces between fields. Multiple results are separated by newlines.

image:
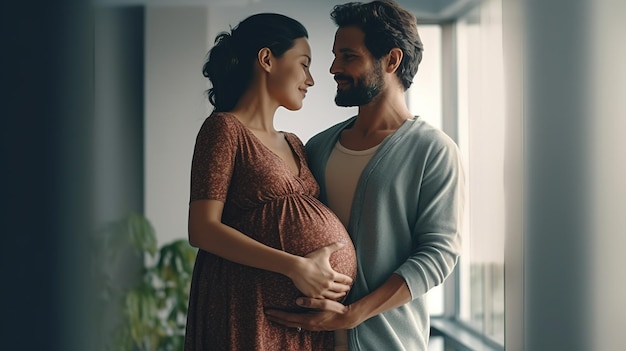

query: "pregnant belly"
xmin=238 ymin=195 xmax=357 ymax=311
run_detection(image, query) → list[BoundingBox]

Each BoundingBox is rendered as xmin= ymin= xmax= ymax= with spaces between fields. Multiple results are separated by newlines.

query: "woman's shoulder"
xmin=197 ymin=112 xmax=244 ymax=136
xmin=202 ymin=111 xmax=239 ymax=128
xmin=282 ymin=131 xmax=303 ymax=142
xmin=194 ymin=112 xmax=245 ymax=147
xmin=282 ymin=132 xmax=306 ymax=151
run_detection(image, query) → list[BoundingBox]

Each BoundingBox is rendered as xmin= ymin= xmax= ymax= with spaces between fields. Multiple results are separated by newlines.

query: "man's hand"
xmin=265 ymin=297 xmax=359 ymax=331
xmin=267 ymin=274 xmax=412 ymax=332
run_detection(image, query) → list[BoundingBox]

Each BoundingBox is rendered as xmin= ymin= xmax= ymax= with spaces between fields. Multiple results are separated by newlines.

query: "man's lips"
xmin=335 ymin=79 xmax=351 ymax=89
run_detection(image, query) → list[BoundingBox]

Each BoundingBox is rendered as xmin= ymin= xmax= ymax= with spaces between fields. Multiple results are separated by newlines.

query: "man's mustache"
xmin=334 ymin=75 xmax=354 ymax=84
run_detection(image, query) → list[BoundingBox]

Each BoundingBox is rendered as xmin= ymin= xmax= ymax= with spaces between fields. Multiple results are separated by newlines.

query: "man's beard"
xmin=334 ymin=62 xmax=384 ymax=107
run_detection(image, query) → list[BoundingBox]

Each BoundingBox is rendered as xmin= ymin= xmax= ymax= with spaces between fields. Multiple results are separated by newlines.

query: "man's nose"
xmin=329 ymin=58 xmax=341 ymax=75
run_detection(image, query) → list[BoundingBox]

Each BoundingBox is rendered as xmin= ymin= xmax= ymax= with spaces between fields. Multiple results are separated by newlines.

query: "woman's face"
xmin=267 ymin=37 xmax=315 ymax=111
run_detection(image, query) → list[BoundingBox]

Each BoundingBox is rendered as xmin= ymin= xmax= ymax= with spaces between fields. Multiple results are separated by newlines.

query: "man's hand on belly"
xmin=265 ymin=297 xmax=359 ymax=331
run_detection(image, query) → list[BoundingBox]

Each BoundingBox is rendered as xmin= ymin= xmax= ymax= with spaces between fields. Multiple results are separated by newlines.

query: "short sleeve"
xmin=189 ymin=114 xmax=238 ymax=202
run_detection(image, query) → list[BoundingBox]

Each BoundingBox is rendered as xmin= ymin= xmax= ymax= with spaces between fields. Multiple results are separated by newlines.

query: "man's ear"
xmin=258 ymin=47 xmax=272 ymax=72
xmin=385 ymin=48 xmax=403 ymax=73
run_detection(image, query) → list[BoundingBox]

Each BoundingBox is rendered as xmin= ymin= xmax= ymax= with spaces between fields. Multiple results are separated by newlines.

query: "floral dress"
xmin=184 ymin=113 xmax=357 ymax=350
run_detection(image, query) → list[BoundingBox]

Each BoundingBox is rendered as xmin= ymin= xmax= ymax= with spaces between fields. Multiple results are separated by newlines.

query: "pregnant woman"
xmin=184 ymin=13 xmax=357 ymax=351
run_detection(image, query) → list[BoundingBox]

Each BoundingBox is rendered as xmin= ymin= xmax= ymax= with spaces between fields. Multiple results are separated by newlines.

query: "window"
xmin=408 ymin=25 xmax=443 ymax=131
xmin=409 ymin=1 xmax=506 ymax=350
xmin=407 ymin=24 xmax=445 ymax=317
xmin=456 ymin=0 xmax=506 ymax=345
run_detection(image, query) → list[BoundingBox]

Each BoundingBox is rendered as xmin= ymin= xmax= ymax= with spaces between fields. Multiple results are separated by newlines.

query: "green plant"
xmin=93 ymin=213 xmax=197 ymax=351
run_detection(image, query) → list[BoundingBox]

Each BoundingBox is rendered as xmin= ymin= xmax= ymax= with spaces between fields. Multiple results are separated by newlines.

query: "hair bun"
xmin=202 ymin=13 xmax=308 ymax=112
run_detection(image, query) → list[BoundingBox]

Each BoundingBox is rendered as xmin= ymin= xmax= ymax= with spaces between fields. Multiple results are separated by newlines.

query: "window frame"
xmin=418 ymin=4 xmax=508 ymax=350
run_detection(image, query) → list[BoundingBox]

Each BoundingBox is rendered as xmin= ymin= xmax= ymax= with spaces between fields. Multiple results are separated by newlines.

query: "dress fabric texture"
xmin=184 ymin=112 xmax=357 ymax=351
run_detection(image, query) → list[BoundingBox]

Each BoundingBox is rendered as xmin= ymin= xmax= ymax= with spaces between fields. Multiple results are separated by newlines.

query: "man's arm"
xmin=265 ymin=273 xmax=410 ymax=331
xmin=269 ymin=131 xmax=465 ymax=331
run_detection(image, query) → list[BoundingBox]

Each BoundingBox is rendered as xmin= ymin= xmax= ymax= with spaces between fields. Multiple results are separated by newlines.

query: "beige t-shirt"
xmin=325 ymin=141 xmax=381 ymax=228
xmin=326 ymin=141 xmax=380 ymax=350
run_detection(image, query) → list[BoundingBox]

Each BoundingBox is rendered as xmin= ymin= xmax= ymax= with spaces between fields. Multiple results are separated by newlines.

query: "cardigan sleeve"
xmin=394 ymin=140 xmax=465 ymax=299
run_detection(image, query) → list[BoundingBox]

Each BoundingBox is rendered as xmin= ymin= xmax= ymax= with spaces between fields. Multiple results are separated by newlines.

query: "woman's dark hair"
xmin=331 ymin=0 xmax=423 ymax=90
xmin=202 ymin=13 xmax=308 ymax=112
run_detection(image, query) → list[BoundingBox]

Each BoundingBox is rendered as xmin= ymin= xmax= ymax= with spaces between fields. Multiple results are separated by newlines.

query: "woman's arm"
xmin=188 ymin=199 xmax=352 ymax=299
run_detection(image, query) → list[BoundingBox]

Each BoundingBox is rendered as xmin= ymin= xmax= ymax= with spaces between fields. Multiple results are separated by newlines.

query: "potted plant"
xmin=92 ymin=213 xmax=197 ymax=351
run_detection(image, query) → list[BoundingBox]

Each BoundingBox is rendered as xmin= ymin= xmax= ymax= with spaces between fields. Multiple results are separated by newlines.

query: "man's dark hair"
xmin=331 ymin=0 xmax=423 ymax=90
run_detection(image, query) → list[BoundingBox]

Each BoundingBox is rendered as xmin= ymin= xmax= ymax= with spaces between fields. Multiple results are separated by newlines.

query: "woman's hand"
xmin=286 ymin=241 xmax=353 ymax=300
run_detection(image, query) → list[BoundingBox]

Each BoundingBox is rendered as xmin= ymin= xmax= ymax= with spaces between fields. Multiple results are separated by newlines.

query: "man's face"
xmin=330 ymin=26 xmax=384 ymax=107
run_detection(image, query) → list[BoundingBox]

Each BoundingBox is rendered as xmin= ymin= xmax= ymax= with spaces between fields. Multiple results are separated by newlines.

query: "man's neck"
xmin=339 ymin=92 xmax=413 ymax=151
xmin=352 ymin=92 xmax=412 ymax=134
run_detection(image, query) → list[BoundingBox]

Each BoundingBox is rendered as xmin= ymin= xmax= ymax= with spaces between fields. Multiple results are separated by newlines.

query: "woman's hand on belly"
xmin=285 ymin=241 xmax=353 ymax=300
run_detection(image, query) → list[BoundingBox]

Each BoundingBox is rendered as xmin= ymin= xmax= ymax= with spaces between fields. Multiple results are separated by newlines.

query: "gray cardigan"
xmin=306 ymin=116 xmax=465 ymax=351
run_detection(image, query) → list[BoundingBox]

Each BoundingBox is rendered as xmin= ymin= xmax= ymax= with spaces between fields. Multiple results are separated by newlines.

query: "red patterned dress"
xmin=184 ymin=112 xmax=357 ymax=350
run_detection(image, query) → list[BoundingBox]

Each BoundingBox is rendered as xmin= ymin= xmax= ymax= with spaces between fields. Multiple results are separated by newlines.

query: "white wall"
xmin=145 ymin=3 xmax=356 ymax=245
xmin=144 ymin=6 xmax=211 ymax=245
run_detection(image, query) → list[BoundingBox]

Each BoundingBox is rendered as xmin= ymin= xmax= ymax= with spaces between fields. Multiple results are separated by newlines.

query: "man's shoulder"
xmin=405 ymin=118 xmax=458 ymax=150
xmin=306 ymin=116 xmax=356 ymax=149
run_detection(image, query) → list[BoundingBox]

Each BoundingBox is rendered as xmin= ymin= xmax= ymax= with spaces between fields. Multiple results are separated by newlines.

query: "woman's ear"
xmin=258 ymin=47 xmax=272 ymax=72
xmin=385 ymin=48 xmax=403 ymax=73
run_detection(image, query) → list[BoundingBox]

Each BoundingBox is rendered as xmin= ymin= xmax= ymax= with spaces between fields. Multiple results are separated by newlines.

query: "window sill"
xmin=430 ymin=317 xmax=504 ymax=351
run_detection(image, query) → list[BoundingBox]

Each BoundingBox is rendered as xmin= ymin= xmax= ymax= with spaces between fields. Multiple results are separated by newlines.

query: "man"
xmin=266 ymin=1 xmax=465 ymax=350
